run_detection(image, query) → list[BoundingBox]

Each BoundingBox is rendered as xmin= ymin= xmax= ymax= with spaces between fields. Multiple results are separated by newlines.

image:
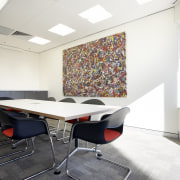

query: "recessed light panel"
xmin=78 ymin=5 xmax=112 ymax=24
xmin=48 ymin=24 xmax=75 ymax=36
xmin=136 ymin=0 xmax=152 ymax=5
xmin=0 ymin=0 xmax=8 ymax=11
xmin=28 ymin=37 xmax=50 ymax=45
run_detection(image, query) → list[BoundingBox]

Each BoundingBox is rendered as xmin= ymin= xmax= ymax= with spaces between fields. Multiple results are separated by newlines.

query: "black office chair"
xmin=62 ymin=107 xmax=131 ymax=180
xmin=58 ymin=98 xmax=76 ymax=142
xmin=0 ymin=97 xmax=26 ymax=147
xmin=59 ymin=98 xmax=76 ymax=103
xmin=0 ymin=109 xmax=56 ymax=180
xmin=62 ymin=99 xmax=105 ymax=143
xmin=0 ymin=97 xmax=14 ymax=113
xmin=47 ymin=97 xmax=56 ymax=101
xmin=43 ymin=96 xmax=57 ymax=137
xmin=0 ymin=97 xmax=13 ymax=100
xmin=0 ymin=97 xmax=13 ymax=129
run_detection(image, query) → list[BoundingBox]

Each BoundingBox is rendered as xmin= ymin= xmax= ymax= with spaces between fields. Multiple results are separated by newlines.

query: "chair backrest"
xmin=59 ymin=98 xmax=76 ymax=103
xmin=0 ymin=109 xmax=48 ymax=139
xmin=102 ymin=107 xmax=130 ymax=129
xmin=80 ymin=99 xmax=105 ymax=121
xmin=0 ymin=109 xmax=12 ymax=126
xmin=81 ymin=99 xmax=105 ymax=105
xmin=0 ymin=97 xmax=14 ymax=127
xmin=47 ymin=97 xmax=56 ymax=101
xmin=0 ymin=97 xmax=14 ymax=100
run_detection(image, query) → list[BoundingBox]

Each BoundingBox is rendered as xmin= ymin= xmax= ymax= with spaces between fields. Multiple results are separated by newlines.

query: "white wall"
xmin=177 ymin=25 xmax=180 ymax=133
xmin=39 ymin=48 xmax=61 ymax=97
xmin=0 ymin=47 xmax=40 ymax=90
xmin=39 ymin=9 xmax=178 ymax=134
xmin=175 ymin=2 xmax=180 ymax=24
xmin=175 ymin=2 xmax=180 ymax=134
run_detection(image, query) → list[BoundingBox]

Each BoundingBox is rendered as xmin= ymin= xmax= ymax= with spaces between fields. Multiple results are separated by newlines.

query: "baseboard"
xmin=125 ymin=126 xmax=179 ymax=139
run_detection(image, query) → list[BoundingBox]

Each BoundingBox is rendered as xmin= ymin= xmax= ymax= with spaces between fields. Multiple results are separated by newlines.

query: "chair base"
xmin=0 ymin=136 xmax=56 ymax=180
xmin=61 ymin=122 xmax=71 ymax=143
xmin=12 ymin=139 xmax=26 ymax=149
xmin=64 ymin=147 xmax=131 ymax=180
xmin=49 ymin=119 xmax=70 ymax=143
xmin=96 ymin=155 xmax=131 ymax=180
xmin=0 ymin=139 xmax=34 ymax=166
xmin=0 ymin=138 xmax=12 ymax=146
xmin=55 ymin=147 xmax=100 ymax=175
xmin=24 ymin=135 xmax=56 ymax=180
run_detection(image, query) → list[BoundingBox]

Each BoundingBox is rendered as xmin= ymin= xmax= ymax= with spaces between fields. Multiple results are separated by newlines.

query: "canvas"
xmin=63 ymin=32 xmax=126 ymax=97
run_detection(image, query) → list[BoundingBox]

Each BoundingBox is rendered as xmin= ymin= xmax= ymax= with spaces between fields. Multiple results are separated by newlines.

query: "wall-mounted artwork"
xmin=63 ymin=32 xmax=126 ymax=97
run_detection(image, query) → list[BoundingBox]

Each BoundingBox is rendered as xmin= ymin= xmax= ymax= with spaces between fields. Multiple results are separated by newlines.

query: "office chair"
xmin=63 ymin=99 xmax=105 ymax=143
xmin=0 ymin=97 xmax=14 ymax=113
xmin=43 ymin=96 xmax=57 ymax=137
xmin=0 ymin=97 xmax=13 ymax=130
xmin=47 ymin=97 xmax=56 ymax=101
xmin=0 ymin=109 xmax=56 ymax=180
xmin=62 ymin=107 xmax=131 ymax=180
xmin=0 ymin=97 xmax=13 ymax=101
xmin=57 ymin=98 xmax=76 ymax=142
xmin=0 ymin=97 xmax=25 ymax=147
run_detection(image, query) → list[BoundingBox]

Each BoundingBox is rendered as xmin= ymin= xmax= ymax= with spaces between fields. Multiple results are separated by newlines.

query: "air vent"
xmin=0 ymin=25 xmax=14 ymax=35
xmin=12 ymin=31 xmax=32 ymax=37
xmin=11 ymin=31 xmax=32 ymax=40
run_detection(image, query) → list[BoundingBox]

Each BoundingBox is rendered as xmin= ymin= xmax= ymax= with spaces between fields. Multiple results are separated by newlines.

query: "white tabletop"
xmin=0 ymin=99 xmax=118 ymax=120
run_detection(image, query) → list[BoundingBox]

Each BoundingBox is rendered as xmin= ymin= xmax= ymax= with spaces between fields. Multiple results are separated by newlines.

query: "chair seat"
xmin=79 ymin=116 xmax=89 ymax=121
xmin=66 ymin=119 xmax=75 ymax=124
xmin=104 ymin=129 xmax=121 ymax=142
xmin=5 ymin=108 xmax=13 ymax=111
xmin=2 ymin=128 xmax=13 ymax=137
xmin=5 ymin=108 xmax=20 ymax=112
xmin=66 ymin=116 xmax=89 ymax=124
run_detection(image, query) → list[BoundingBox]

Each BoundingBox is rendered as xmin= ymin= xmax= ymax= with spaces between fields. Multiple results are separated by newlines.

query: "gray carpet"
xmin=0 ymin=127 xmax=180 ymax=180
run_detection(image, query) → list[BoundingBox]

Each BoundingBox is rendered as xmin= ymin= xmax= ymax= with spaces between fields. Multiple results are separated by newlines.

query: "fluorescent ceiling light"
xmin=136 ymin=0 xmax=152 ymax=5
xmin=48 ymin=24 xmax=75 ymax=36
xmin=0 ymin=0 xmax=8 ymax=11
xmin=78 ymin=5 xmax=112 ymax=24
xmin=28 ymin=37 xmax=50 ymax=45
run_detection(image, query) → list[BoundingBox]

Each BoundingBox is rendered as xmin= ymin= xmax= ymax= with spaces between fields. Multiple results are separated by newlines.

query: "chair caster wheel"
xmin=54 ymin=171 xmax=61 ymax=175
xmin=97 ymin=152 xmax=103 ymax=159
xmin=97 ymin=152 xmax=103 ymax=157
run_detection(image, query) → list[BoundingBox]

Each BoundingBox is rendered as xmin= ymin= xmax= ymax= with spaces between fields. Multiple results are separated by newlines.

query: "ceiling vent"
xmin=11 ymin=31 xmax=32 ymax=40
xmin=171 ymin=0 xmax=180 ymax=5
xmin=0 ymin=25 xmax=14 ymax=35
xmin=12 ymin=31 xmax=31 ymax=36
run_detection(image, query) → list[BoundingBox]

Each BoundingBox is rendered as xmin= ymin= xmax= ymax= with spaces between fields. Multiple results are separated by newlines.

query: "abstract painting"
xmin=63 ymin=32 xmax=126 ymax=97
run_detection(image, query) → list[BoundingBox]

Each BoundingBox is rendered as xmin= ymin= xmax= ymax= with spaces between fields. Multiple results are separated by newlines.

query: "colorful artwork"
xmin=63 ymin=32 xmax=127 ymax=97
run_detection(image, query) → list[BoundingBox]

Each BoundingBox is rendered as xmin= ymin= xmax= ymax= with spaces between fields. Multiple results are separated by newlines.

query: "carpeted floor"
xmin=0 ymin=127 xmax=180 ymax=180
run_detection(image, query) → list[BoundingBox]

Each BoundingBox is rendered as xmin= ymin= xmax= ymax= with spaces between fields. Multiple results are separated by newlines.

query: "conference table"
xmin=0 ymin=98 xmax=118 ymax=173
xmin=0 ymin=99 xmax=117 ymax=120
